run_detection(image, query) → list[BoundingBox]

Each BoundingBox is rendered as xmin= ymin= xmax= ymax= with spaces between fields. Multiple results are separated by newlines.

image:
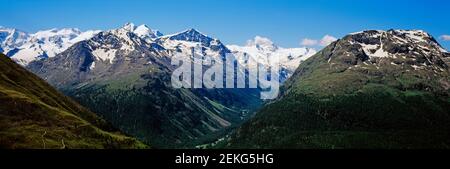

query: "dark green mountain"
xmin=225 ymin=30 xmax=450 ymax=149
xmin=0 ymin=53 xmax=146 ymax=149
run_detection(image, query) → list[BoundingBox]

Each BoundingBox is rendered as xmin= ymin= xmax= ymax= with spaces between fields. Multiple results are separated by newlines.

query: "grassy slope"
xmin=0 ymin=54 xmax=147 ymax=149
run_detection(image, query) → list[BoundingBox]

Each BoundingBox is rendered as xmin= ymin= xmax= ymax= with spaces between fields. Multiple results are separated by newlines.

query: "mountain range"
xmin=1 ymin=23 xmax=316 ymax=81
xmin=0 ymin=27 xmax=100 ymax=65
xmin=1 ymin=22 xmax=449 ymax=149
xmin=24 ymin=23 xmax=264 ymax=147
xmin=1 ymin=23 xmax=318 ymax=147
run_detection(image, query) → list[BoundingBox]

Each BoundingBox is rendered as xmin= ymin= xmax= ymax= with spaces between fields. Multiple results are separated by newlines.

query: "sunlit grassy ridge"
xmin=0 ymin=54 xmax=147 ymax=149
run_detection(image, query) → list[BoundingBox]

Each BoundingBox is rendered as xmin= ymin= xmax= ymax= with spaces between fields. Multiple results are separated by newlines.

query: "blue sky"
xmin=1 ymin=0 xmax=450 ymax=49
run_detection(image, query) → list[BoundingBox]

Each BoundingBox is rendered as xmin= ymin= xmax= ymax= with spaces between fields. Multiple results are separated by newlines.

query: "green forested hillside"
xmin=225 ymin=30 xmax=450 ymax=149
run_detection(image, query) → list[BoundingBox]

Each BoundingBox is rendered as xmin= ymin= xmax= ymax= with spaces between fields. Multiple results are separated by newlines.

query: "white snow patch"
xmin=92 ymin=48 xmax=117 ymax=63
xmin=411 ymin=65 xmax=422 ymax=70
xmin=90 ymin=61 xmax=96 ymax=69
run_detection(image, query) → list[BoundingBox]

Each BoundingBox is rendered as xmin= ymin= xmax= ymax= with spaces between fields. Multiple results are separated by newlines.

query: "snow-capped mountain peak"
xmin=167 ymin=28 xmax=213 ymax=43
xmin=4 ymin=27 xmax=100 ymax=65
xmin=0 ymin=27 xmax=29 ymax=53
xmin=158 ymin=28 xmax=230 ymax=58
xmin=31 ymin=28 xmax=82 ymax=44
xmin=121 ymin=22 xmax=136 ymax=32
xmin=114 ymin=23 xmax=162 ymax=40
xmin=227 ymin=36 xmax=317 ymax=81
xmin=347 ymin=29 xmax=447 ymax=60
xmin=85 ymin=23 xmax=167 ymax=65
xmin=332 ymin=29 xmax=449 ymax=73
xmin=134 ymin=24 xmax=161 ymax=39
xmin=134 ymin=24 xmax=151 ymax=36
xmin=3 ymin=23 xmax=163 ymax=67
xmin=245 ymin=36 xmax=278 ymax=52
